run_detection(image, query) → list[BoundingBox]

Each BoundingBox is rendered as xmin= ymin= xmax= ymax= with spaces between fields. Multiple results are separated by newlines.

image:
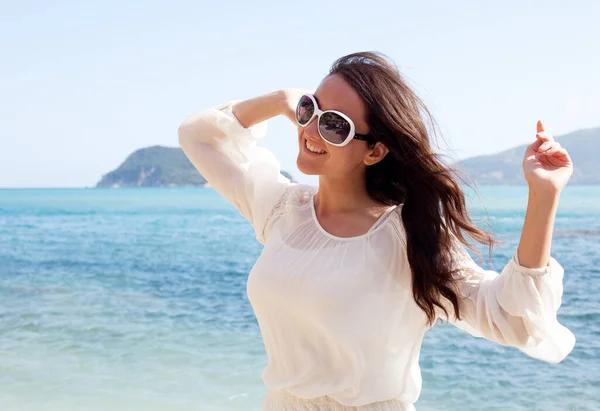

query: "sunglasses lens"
xmin=296 ymin=95 xmax=314 ymax=125
xmin=319 ymin=112 xmax=351 ymax=145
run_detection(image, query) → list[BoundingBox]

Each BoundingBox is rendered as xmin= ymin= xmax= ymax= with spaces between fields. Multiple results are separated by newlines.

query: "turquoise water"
xmin=0 ymin=186 xmax=598 ymax=411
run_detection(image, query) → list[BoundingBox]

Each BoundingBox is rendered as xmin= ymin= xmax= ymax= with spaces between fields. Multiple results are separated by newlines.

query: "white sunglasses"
xmin=295 ymin=94 xmax=373 ymax=147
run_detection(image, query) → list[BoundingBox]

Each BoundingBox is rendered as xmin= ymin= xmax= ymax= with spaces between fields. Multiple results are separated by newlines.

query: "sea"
xmin=0 ymin=186 xmax=598 ymax=411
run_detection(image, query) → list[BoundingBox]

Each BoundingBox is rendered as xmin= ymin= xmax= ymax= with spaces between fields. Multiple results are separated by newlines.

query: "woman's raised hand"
xmin=279 ymin=89 xmax=314 ymax=124
xmin=522 ymin=120 xmax=574 ymax=194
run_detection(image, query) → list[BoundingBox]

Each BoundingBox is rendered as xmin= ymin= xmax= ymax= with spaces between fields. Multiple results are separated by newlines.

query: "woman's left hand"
xmin=522 ymin=120 xmax=573 ymax=193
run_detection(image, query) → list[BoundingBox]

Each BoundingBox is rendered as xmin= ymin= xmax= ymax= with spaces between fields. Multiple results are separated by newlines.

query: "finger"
xmin=536 ymin=131 xmax=554 ymax=142
xmin=551 ymin=147 xmax=570 ymax=160
xmin=536 ymin=120 xmax=545 ymax=134
xmin=546 ymin=150 xmax=572 ymax=167
xmin=537 ymin=141 xmax=557 ymax=152
xmin=540 ymin=142 xmax=562 ymax=154
xmin=536 ymin=120 xmax=554 ymax=142
xmin=539 ymin=147 xmax=571 ymax=163
xmin=527 ymin=139 xmax=544 ymax=152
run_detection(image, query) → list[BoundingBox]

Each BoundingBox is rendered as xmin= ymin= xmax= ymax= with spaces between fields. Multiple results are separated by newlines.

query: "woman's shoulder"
xmin=383 ymin=204 xmax=407 ymax=250
xmin=279 ymin=183 xmax=317 ymax=208
xmin=266 ymin=183 xmax=315 ymax=223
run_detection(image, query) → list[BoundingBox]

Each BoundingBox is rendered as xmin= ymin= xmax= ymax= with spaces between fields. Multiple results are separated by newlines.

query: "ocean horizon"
xmin=1 ymin=186 xmax=598 ymax=410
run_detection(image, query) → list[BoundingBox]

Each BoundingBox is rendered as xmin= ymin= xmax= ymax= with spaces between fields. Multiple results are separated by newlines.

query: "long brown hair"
xmin=330 ymin=52 xmax=497 ymax=326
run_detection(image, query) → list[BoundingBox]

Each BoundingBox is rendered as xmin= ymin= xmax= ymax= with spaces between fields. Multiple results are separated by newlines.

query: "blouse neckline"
xmin=310 ymin=191 xmax=398 ymax=242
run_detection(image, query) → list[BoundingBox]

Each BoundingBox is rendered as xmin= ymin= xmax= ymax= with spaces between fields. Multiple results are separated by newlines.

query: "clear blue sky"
xmin=1 ymin=0 xmax=598 ymax=188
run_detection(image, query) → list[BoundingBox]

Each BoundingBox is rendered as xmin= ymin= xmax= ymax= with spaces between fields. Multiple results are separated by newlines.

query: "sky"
xmin=1 ymin=0 xmax=599 ymax=188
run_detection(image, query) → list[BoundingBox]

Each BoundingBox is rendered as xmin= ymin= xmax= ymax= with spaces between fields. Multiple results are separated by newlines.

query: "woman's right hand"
xmin=279 ymin=88 xmax=314 ymax=124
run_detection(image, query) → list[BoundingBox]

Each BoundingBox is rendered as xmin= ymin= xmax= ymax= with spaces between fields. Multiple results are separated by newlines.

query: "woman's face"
xmin=296 ymin=74 xmax=385 ymax=177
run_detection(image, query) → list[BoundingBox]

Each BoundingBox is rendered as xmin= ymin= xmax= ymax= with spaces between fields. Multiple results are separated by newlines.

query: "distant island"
xmin=454 ymin=127 xmax=599 ymax=185
xmin=97 ymin=127 xmax=598 ymax=187
xmin=96 ymin=146 xmax=296 ymax=188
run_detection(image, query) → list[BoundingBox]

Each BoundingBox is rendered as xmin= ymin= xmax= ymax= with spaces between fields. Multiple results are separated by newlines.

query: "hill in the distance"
xmin=454 ymin=127 xmax=599 ymax=185
xmin=97 ymin=126 xmax=598 ymax=188
xmin=96 ymin=146 xmax=296 ymax=188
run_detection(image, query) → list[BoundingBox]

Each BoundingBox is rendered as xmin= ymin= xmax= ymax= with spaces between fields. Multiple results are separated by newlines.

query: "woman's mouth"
xmin=304 ymin=138 xmax=327 ymax=155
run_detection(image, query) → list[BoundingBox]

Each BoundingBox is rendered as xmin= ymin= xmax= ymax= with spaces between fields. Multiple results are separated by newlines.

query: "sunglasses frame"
xmin=295 ymin=94 xmax=372 ymax=147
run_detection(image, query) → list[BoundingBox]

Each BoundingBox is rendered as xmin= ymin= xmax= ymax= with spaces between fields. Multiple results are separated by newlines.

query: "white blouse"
xmin=177 ymin=101 xmax=576 ymax=408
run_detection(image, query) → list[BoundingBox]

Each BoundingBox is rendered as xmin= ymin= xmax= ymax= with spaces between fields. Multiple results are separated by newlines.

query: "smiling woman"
xmin=177 ymin=52 xmax=575 ymax=410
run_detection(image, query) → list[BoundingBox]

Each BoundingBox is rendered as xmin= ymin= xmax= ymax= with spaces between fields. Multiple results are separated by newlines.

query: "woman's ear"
xmin=364 ymin=142 xmax=389 ymax=166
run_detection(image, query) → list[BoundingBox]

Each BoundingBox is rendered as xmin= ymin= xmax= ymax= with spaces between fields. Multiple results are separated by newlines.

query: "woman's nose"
xmin=303 ymin=118 xmax=321 ymax=142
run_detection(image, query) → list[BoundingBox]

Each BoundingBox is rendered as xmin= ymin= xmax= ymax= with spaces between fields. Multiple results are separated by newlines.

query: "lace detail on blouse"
xmin=387 ymin=206 xmax=407 ymax=252
xmin=264 ymin=184 xmax=316 ymax=243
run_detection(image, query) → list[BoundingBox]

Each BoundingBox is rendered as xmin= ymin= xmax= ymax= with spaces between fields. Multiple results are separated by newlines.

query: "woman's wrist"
xmin=527 ymin=180 xmax=562 ymax=199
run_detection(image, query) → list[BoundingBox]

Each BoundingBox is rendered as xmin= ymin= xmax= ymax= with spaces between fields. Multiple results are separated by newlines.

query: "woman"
xmin=177 ymin=52 xmax=575 ymax=410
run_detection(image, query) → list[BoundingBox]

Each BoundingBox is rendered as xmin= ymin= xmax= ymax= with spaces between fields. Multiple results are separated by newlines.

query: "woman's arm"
xmin=229 ymin=88 xmax=312 ymax=128
xmin=177 ymin=90 xmax=301 ymax=243
xmin=437 ymin=121 xmax=576 ymax=363
xmin=517 ymin=189 xmax=559 ymax=268
xmin=230 ymin=91 xmax=288 ymax=128
xmin=178 ymin=91 xmax=287 ymax=146
xmin=517 ymin=120 xmax=573 ymax=268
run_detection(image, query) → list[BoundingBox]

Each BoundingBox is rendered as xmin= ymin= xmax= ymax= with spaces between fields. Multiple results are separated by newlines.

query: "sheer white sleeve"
xmin=177 ymin=101 xmax=290 ymax=243
xmin=440 ymin=241 xmax=576 ymax=364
